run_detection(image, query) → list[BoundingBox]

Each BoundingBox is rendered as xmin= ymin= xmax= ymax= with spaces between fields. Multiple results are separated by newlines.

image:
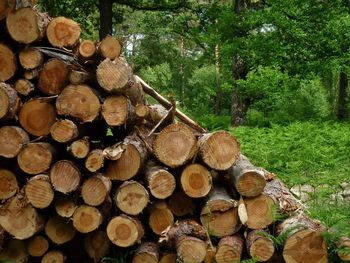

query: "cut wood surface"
xmin=0 ymin=126 xmax=29 ymax=158
xmin=45 ymin=215 xmax=76 ymax=244
xmin=68 ymin=137 xmax=90 ymax=159
xmin=181 ymin=163 xmax=212 ymax=198
xmin=0 ymin=43 xmax=16 ymax=81
xmin=85 ymin=149 xmax=105 ymax=172
xmin=149 ymin=201 xmax=174 ymax=235
xmin=79 ymin=39 xmax=96 ymax=59
xmin=215 ymin=234 xmax=244 ymax=263
xmin=50 ymin=119 xmax=79 ymax=143
xmin=72 ymin=205 xmax=103 ymax=233
xmin=55 ymin=196 xmax=78 ymax=218
xmin=102 ymin=95 xmax=135 ymax=126
xmin=159 ymin=252 xmax=177 ymax=263
xmin=0 ymin=82 xmax=20 ymax=120
xmin=19 ymin=47 xmax=44 ymax=69
xmin=246 ymin=230 xmax=275 ymax=262
xmin=0 ymin=168 xmax=18 ymax=200
xmin=98 ymin=35 xmax=122 ymax=60
xmin=168 ymin=190 xmax=195 ymax=217
xmin=50 ymin=160 xmax=81 ymax=194
xmin=42 ymin=250 xmax=66 ymax=263
xmin=27 ymin=235 xmax=49 ymax=257
xmin=82 ymin=174 xmax=111 ymax=206
xmin=244 ymin=193 xmax=275 ymax=229
xmin=14 ymin=78 xmax=35 ymax=95
xmin=84 ymin=231 xmax=110 ymax=263
xmin=176 ymin=236 xmax=207 ymax=263
xmin=133 ymin=242 xmax=159 ymax=263
xmin=24 ymin=174 xmax=54 ymax=209
xmin=46 ymin=16 xmax=81 ymax=48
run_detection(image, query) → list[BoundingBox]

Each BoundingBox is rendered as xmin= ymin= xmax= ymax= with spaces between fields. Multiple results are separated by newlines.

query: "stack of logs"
xmin=0 ymin=3 xmax=348 ymax=263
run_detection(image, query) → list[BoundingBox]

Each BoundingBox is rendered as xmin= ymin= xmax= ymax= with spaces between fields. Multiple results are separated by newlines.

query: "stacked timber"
xmin=0 ymin=3 xmax=344 ymax=263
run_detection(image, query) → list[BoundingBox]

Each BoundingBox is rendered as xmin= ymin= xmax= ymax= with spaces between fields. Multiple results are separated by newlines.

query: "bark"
xmin=337 ymin=71 xmax=348 ymax=120
xmin=0 ymin=83 xmax=21 ymax=120
xmin=99 ymin=0 xmax=112 ymax=39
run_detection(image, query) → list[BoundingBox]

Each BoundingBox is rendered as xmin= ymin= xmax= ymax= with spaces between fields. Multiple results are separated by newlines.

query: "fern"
xmin=240 ymin=258 xmax=259 ymax=263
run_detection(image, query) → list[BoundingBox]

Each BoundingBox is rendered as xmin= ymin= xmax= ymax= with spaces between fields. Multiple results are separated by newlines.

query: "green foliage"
xmin=196 ymin=114 xmax=230 ymax=131
xmin=139 ymin=63 xmax=173 ymax=94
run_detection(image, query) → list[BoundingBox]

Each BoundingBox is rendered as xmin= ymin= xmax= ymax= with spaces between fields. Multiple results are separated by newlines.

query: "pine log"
xmin=153 ymin=123 xmax=197 ymax=168
xmin=72 ymin=205 xmax=103 ymax=233
xmin=54 ymin=195 xmax=78 ymax=218
xmin=6 ymin=7 xmax=48 ymax=43
xmin=337 ymin=237 xmax=350 ymax=261
xmin=67 ymin=137 xmax=90 ymax=159
xmin=50 ymin=119 xmax=79 ymax=143
xmin=17 ymin=142 xmax=54 ymax=175
xmin=125 ymin=79 xmax=145 ymax=106
xmin=19 ymin=98 xmax=56 ymax=136
xmin=177 ymin=236 xmax=207 ymax=263
xmin=98 ymin=35 xmax=122 ymax=60
xmin=69 ymin=69 xmax=92 ymax=85
xmin=50 ymin=160 xmax=81 ymax=194
xmin=114 ymin=180 xmax=149 ymax=216
xmin=24 ymin=174 xmax=54 ymax=209
xmin=246 ymin=230 xmax=275 ymax=262
xmin=106 ymin=214 xmax=144 ymax=248
xmin=84 ymin=231 xmax=111 ymax=263
xmin=149 ymin=201 xmax=174 ymax=236
xmin=0 ymin=239 xmax=28 ymax=263
xmin=276 ymin=214 xmax=327 ymax=263
xmin=159 ymin=252 xmax=177 ymax=263
xmin=0 ymin=168 xmax=18 ymax=200
xmin=56 ymin=84 xmax=101 ymax=122
xmin=102 ymin=95 xmax=136 ymax=127
xmin=46 ymin=16 xmax=81 ymax=48
xmin=42 ymin=250 xmax=66 ymax=263
xmin=145 ymin=162 xmax=175 ymax=199
xmin=96 ymin=58 xmax=132 ymax=93
xmin=19 ymin=47 xmax=44 ymax=70
xmin=181 ymin=163 xmax=212 ymax=198
xmin=24 ymin=68 xmax=39 ymax=80
xmin=215 ymin=235 xmax=244 ymax=263
xmin=136 ymin=104 xmax=171 ymax=126
xmin=85 ymin=149 xmax=105 ymax=172
xmin=168 ymin=190 xmax=195 ymax=217
xmin=0 ymin=192 xmax=44 ymax=239
xmin=45 ymin=215 xmax=76 ymax=245
xmin=0 ymin=44 xmax=16 ymax=82
xmin=38 ymin=58 xmax=69 ymax=95
xmin=82 ymin=174 xmax=111 ymax=206
xmin=78 ymin=39 xmax=96 ymax=60
xmin=0 ymin=126 xmax=29 ymax=158
xmin=0 ymin=0 xmax=15 ymax=20
xmin=27 ymin=235 xmax=49 ymax=257
xmin=244 ymin=194 xmax=275 ymax=230
xmin=133 ymin=242 xmax=159 ymax=263
xmin=0 ymin=83 xmax=20 ymax=120
xmin=14 ymin=79 xmax=35 ymax=96
xmin=198 ymin=131 xmax=240 ymax=171
xmin=204 ymin=246 xmax=217 ymax=263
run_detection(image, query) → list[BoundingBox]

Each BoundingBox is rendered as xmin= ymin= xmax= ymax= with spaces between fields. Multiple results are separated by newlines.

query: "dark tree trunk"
xmin=99 ymin=0 xmax=113 ymax=39
xmin=337 ymin=71 xmax=348 ymax=120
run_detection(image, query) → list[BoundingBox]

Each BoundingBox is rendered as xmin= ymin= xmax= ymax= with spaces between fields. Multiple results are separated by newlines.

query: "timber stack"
xmin=0 ymin=2 xmax=346 ymax=263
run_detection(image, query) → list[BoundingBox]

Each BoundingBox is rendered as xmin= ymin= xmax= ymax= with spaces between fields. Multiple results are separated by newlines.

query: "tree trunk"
xmin=337 ymin=71 xmax=348 ymax=120
xmin=99 ymin=0 xmax=112 ymax=39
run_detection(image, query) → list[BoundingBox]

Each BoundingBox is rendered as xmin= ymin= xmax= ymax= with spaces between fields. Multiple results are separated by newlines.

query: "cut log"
xmin=215 ymin=235 xmax=244 ymax=263
xmin=0 ymin=239 xmax=28 ymax=263
xmin=168 ymin=190 xmax=195 ymax=217
xmin=204 ymin=246 xmax=216 ymax=263
xmin=0 ymin=83 xmax=20 ymax=120
xmin=229 ymin=155 xmax=266 ymax=197
xmin=69 ymin=69 xmax=92 ymax=85
xmin=244 ymin=194 xmax=275 ymax=230
xmin=14 ymin=79 xmax=35 ymax=96
xmin=125 ymin=79 xmax=145 ymax=106
xmin=198 ymin=131 xmax=240 ymax=171
xmin=24 ymin=174 xmax=54 ymax=209
xmin=78 ymin=39 xmax=96 ymax=59
xmin=82 ymin=174 xmax=111 ymax=206
xmin=19 ymin=47 xmax=44 ymax=70
xmin=19 ymin=98 xmax=56 ymax=136
xmin=50 ymin=119 xmax=79 ymax=143
xmin=27 ymin=235 xmax=49 ymax=257
xmin=0 ymin=169 xmax=18 ymax=200
xmin=50 ymin=160 xmax=81 ymax=194
xmin=56 ymin=84 xmax=101 ymax=122
xmin=67 ymin=137 xmax=90 ymax=159
xmin=106 ymin=215 xmax=144 ymax=248
xmin=0 ymin=44 xmax=16 ymax=82
xmin=145 ymin=162 xmax=176 ymax=199
xmin=85 ymin=149 xmax=105 ymax=172
xmin=0 ymin=192 xmax=44 ymax=239
xmin=98 ymin=35 xmax=122 ymax=60
xmin=84 ymin=231 xmax=110 ymax=263
xmin=24 ymin=68 xmax=39 ymax=80
xmin=72 ymin=205 xmax=103 ymax=233
xmin=102 ymin=95 xmax=135 ymax=127
xmin=96 ymin=58 xmax=132 ymax=93
xmin=17 ymin=142 xmax=54 ymax=175
xmin=159 ymin=253 xmax=177 ymax=263
xmin=114 ymin=180 xmax=149 ymax=216
xmin=0 ymin=0 xmax=15 ymax=20
xmin=276 ymin=214 xmax=327 ymax=263
xmin=153 ymin=123 xmax=197 ymax=168
xmin=54 ymin=195 xmax=78 ymax=218
xmin=149 ymin=201 xmax=174 ymax=235
xmin=246 ymin=230 xmax=275 ymax=262
xmin=38 ymin=58 xmax=69 ymax=95
xmin=181 ymin=163 xmax=212 ymax=198
xmin=136 ymin=104 xmax=170 ymax=126
xmin=133 ymin=242 xmax=159 ymax=263
xmin=42 ymin=250 xmax=66 ymax=263
xmin=46 ymin=16 xmax=81 ymax=48
xmin=177 ymin=236 xmax=207 ymax=263
xmin=0 ymin=126 xmax=29 ymax=158
xmin=45 ymin=215 xmax=76 ymax=245
xmin=337 ymin=237 xmax=350 ymax=261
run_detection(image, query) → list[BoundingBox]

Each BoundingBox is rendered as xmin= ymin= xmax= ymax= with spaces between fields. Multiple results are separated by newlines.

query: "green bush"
xmin=196 ymin=114 xmax=231 ymax=131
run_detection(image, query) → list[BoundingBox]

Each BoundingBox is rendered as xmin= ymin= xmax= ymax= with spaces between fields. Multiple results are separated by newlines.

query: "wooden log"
xmin=46 ymin=16 xmax=81 ymax=48
xmin=276 ymin=214 xmax=327 ymax=263
xmin=246 ymin=230 xmax=275 ymax=262
xmin=200 ymin=187 xmax=240 ymax=237
xmin=24 ymin=68 xmax=39 ymax=80
xmin=0 ymin=168 xmax=18 ymax=200
xmin=168 ymin=190 xmax=195 ymax=217
xmin=56 ymin=84 xmax=101 ymax=123
xmin=154 ymin=123 xmax=197 ymax=168
xmin=50 ymin=119 xmax=79 ymax=143
xmin=114 ymin=180 xmax=149 ymax=216
xmin=102 ymin=95 xmax=136 ymax=127
xmin=14 ymin=78 xmax=35 ymax=96
xmin=177 ymin=236 xmax=207 ymax=263
xmin=0 ymin=43 xmax=16 ymax=82
xmin=133 ymin=242 xmax=159 ymax=263
xmin=27 ymin=235 xmax=49 ymax=257
xmin=85 ymin=149 xmax=105 ymax=172
xmin=72 ymin=205 xmax=103 ymax=233
xmin=45 ymin=215 xmax=76 ymax=245
xmin=17 ymin=142 xmax=54 ymax=175
xmin=229 ymin=155 xmax=266 ymax=197
xmin=106 ymin=214 xmax=144 ymax=248
xmin=0 ymin=83 xmax=20 ymax=120
xmin=50 ymin=160 xmax=81 ymax=194
xmin=159 ymin=252 xmax=177 ymax=263
xmin=19 ymin=98 xmax=56 ymax=136
xmin=82 ymin=174 xmax=111 ymax=206
xmin=54 ymin=195 xmax=78 ymax=218
xmin=69 ymin=69 xmax=92 ymax=85
xmin=0 ymin=192 xmax=44 ymax=240
xmin=136 ymin=104 xmax=170 ymax=125
xmin=78 ymin=39 xmax=96 ymax=60
xmin=96 ymin=58 xmax=132 ymax=93
xmin=98 ymin=35 xmax=122 ymax=60
xmin=0 ymin=0 xmax=16 ymax=20
xmin=84 ymin=231 xmax=110 ymax=263
xmin=42 ymin=250 xmax=66 ymax=263
xmin=67 ymin=137 xmax=90 ymax=159
xmin=24 ymin=174 xmax=54 ymax=209
xmin=337 ymin=237 xmax=350 ymax=261
xmin=145 ymin=162 xmax=176 ymax=199
xmin=215 ymin=235 xmax=244 ymax=263
xmin=204 ymin=246 xmax=217 ymax=263
xmin=149 ymin=201 xmax=174 ymax=236
xmin=0 ymin=126 xmax=29 ymax=158
xmin=0 ymin=239 xmax=28 ymax=263
xmin=19 ymin=47 xmax=44 ymax=70
xmin=38 ymin=58 xmax=69 ymax=95
xmin=6 ymin=7 xmax=48 ymax=44
xmin=125 ymin=79 xmax=145 ymax=106
xmin=244 ymin=194 xmax=275 ymax=230
xmin=180 ymin=163 xmax=212 ymax=198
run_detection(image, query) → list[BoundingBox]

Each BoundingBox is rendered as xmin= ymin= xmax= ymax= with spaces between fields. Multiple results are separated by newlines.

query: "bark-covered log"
xmin=14 ymin=78 xmax=35 ymax=96
xmin=145 ymin=162 xmax=175 ymax=199
xmin=45 ymin=215 xmax=76 ymax=245
xmin=132 ymin=242 xmax=159 ymax=263
xmin=47 ymin=16 xmax=81 ymax=48
xmin=180 ymin=163 xmax=212 ymax=198
xmin=19 ymin=47 xmax=44 ymax=70
xmin=24 ymin=174 xmax=54 ymax=209
xmin=0 ymin=126 xmax=29 ymax=158
xmin=85 ymin=149 xmax=105 ymax=172
xmin=0 ymin=168 xmax=18 ymax=200
xmin=27 ymin=235 xmax=49 ymax=257
xmin=0 ymin=83 xmax=20 ymax=120
xmin=149 ymin=201 xmax=174 ymax=236
xmin=82 ymin=174 xmax=111 ymax=206
xmin=50 ymin=160 xmax=81 ymax=194
xmin=50 ymin=119 xmax=79 ymax=143
xmin=98 ymin=35 xmax=122 ymax=60
xmin=215 ymin=235 xmax=244 ymax=263
xmin=246 ymin=230 xmax=275 ymax=262
xmin=84 ymin=231 xmax=111 ymax=263
xmin=72 ymin=205 xmax=103 ymax=233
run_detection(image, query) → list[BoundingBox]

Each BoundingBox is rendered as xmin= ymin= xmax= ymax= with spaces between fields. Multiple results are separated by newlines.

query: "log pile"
xmin=0 ymin=3 xmax=345 ymax=263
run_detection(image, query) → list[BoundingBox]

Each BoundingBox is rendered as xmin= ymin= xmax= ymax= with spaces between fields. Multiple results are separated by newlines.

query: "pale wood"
xmin=102 ymin=95 xmax=135 ymax=126
xmin=181 ymin=163 xmax=212 ymax=198
xmin=45 ymin=215 xmax=76 ymax=245
xmin=0 ymin=0 xmax=16 ymax=20
xmin=0 ymin=44 xmax=16 ymax=82
xmin=42 ymin=250 xmax=66 ymax=263
xmin=25 ymin=174 xmax=54 ymax=209
xmin=69 ymin=69 xmax=92 ymax=85
xmin=98 ymin=35 xmax=122 ymax=60
xmin=0 ymin=126 xmax=29 ymax=158
xmin=159 ymin=253 xmax=177 ymax=263
xmin=85 ymin=231 xmax=111 ymax=263
xmin=133 ymin=242 xmax=159 ymax=263
xmin=246 ymin=230 xmax=275 ymax=262
xmin=177 ymin=236 xmax=207 ymax=263
xmin=50 ymin=160 xmax=81 ymax=194
xmin=14 ymin=78 xmax=35 ymax=95
xmin=67 ymin=137 xmax=90 ymax=159
xmin=204 ymin=246 xmax=217 ymax=263
xmin=149 ymin=201 xmax=174 ymax=235
xmin=125 ymin=78 xmax=145 ymax=106
xmin=72 ymin=205 xmax=103 ymax=233
xmin=24 ymin=68 xmax=39 ymax=80
xmin=82 ymin=174 xmax=111 ymax=206
xmin=0 ymin=168 xmax=18 ymax=200
xmin=85 ymin=149 xmax=105 ymax=172
xmin=27 ymin=235 xmax=49 ymax=257
xmin=168 ymin=190 xmax=195 ymax=217
xmin=0 ymin=83 xmax=20 ymax=120
xmin=0 ymin=239 xmax=28 ymax=263
xmin=47 ymin=16 xmax=81 ymax=48
xmin=55 ymin=195 xmax=78 ymax=218
xmin=50 ymin=119 xmax=79 ymax=143
xmin=215 ymin=235 xmax=244 ymax=263
xmin=244 ymin=194 xmax=275 ymax=229
xmin=78 ymin=39 xmax=96 ymax=59
xmin=19 ymin=47 xmax=44 ymax=69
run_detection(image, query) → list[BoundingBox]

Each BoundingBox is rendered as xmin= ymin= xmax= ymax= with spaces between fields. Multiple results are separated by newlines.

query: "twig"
xmin=147 ymin=106 xmax=173 ymax=137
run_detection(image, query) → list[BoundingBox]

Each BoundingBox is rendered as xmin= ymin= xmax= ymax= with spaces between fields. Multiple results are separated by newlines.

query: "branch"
xmin=114 ymin=0 xmax=191 ymax=11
